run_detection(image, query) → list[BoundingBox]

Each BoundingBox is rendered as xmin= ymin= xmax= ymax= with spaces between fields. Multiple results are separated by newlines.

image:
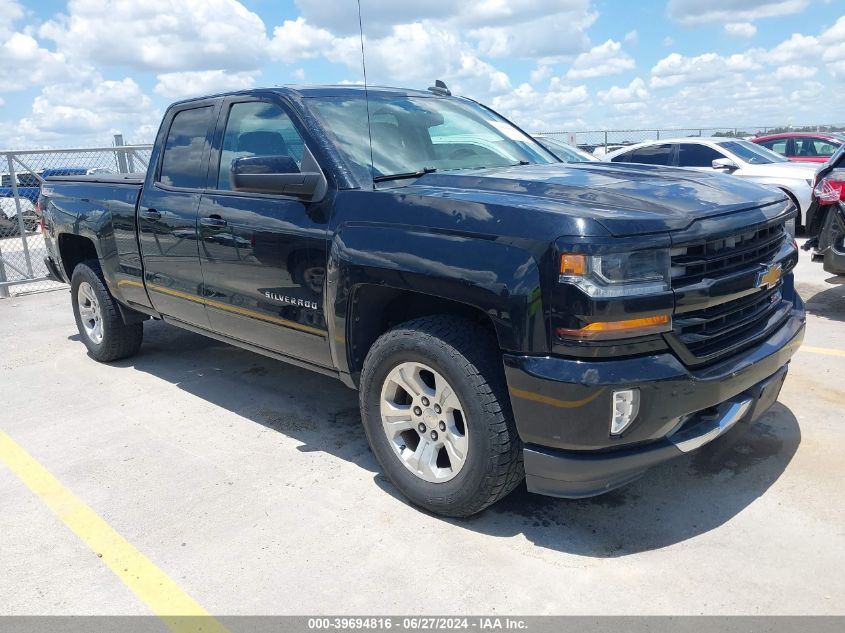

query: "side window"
xmin=610 ymin=150 xmax=633 ymax=163
xmin=808 ymin=138 xmax=840 ymax=157
xmin=217 ymin=101 xmax=305 ymax=191
xmin=626 ymin=144 xmax=674 ymax=166
xmin=158 ymin=106 xmax=214 ymax=189
xmin=677 ymin=143 xmax=724 ymax=167
xmin=759 ymin=139 xmax=788 ymax=155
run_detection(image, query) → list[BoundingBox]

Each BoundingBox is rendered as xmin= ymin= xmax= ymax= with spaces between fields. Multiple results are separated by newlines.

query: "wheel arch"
xmin=777 ymin=187 xmax=803 ymax=227
xmin=327 ymin=224 xmax=548 ymax=384
xmin=57 ymin=232 xmax=99 ymax=281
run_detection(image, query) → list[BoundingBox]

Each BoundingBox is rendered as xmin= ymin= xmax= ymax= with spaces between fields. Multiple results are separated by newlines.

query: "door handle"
xmin=140 ymin=208 xmax=161 ymax=220
xmin=200 ymin=215 xmax=227 ymax=228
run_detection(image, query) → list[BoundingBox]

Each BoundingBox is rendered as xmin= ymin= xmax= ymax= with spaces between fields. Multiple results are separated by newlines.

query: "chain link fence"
xmin=534 ymin=125 xmax=845 ymax=156
xmin=2 ymin=124 xmax=842 ymax=297
xmin=0 ymin=139 xmax=152 ymax=298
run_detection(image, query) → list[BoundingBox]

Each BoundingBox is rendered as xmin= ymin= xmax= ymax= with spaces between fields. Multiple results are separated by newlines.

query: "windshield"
xmin=307 ymin=94 xmax=557 ymax=181
xmin=537 ymin=137 xmax=596 ymax=162
xmin=716 ymin=139 xmax=789 ymax=164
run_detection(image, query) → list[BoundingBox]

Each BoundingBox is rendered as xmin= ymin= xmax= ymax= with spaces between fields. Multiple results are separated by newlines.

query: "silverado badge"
xmin=756 ymin=263 xmax=782 ymax=290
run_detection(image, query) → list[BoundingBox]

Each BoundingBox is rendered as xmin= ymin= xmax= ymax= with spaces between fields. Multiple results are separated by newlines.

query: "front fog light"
xmin=611 ymin=389 xmax=640 ymax=435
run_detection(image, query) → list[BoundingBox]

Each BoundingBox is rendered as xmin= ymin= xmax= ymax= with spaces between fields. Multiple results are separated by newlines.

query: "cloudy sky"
xmin=0 ymin=0 xmax=843 ymax=148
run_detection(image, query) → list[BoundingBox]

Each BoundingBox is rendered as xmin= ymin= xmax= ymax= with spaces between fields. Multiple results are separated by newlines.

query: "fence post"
xmin=114 ymin=134 xmax=129 ymax=174
xmin=656 ymin=129 xmax=660 ymax=140
xmin=0 ymin=155 xmax=8 ymax=297
xmin=603 ymin=131 xmax=608 ymax=148
xmin=6 ymin=154 xmax=34 ymax=278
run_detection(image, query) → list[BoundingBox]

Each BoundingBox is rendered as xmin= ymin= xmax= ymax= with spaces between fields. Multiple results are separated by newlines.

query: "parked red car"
xmin=753 ymin=132 xmax=844 ymax=163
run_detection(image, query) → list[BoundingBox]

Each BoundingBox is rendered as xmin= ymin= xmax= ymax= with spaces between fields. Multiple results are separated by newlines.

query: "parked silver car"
xmin=533 ymin=136 xmax=598 ymax=162
xmin=603 ymin=138 xmax=818 ymax=226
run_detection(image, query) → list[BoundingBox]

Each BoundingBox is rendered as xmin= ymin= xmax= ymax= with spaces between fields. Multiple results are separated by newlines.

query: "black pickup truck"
xmin=41 ymin=85 xmax=805 ymax=517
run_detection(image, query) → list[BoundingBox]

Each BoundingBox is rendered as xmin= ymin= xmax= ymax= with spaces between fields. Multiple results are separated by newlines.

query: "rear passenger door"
xmin=138 ymin=100 xmax=220 ymax=328
xmin=197 ymin=96 xmax=332 ymax=367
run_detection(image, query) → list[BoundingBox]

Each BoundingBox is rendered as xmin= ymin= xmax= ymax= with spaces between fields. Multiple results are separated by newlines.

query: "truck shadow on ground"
xmin=111 ymin=320 xmax=801 ymax=559
xmin=801 ymin=283 xmax=845 ymax=324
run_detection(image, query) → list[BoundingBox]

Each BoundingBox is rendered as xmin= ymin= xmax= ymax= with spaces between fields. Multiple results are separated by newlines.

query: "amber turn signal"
xmin=556 ymin=314 xmax=670 ymax=339
xmin=560 ymin=253 xmax=587 ymax=276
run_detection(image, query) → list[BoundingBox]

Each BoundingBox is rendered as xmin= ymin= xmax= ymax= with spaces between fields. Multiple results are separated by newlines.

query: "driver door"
xmin=197 ymin=96 xmax=332 ymax=367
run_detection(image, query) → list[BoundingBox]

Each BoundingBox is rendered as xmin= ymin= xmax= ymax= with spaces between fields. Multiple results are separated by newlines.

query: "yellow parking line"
xmin=0 ymin=431 xmax=228 ymax=633
xmin=801 ymin=345 xmax=845 ymax=358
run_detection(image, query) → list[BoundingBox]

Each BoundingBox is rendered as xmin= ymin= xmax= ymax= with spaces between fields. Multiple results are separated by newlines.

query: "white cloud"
xmin=40 ymin=0 xmax=269 ymax=72
xmin=663 ymin=36 xmax=674 ymax=47
xmin=767 ymin=33 xmax=821 ymax=64
xmin=667 ymin=0 xmax=810 ymax=26
xmin=820 ymin=16 xmax=845 ymax=76
xmin=624 ymin=30 xmax=639 ymax=44
xmin=566 ymin=39 xmax=635 ymax=79
xmin=0 ymin=0 xmax=24 ymax=34
xmin=297 ymin=0 xmax=596 ymax=49
xmin=268 ymin=17 xmax=358 ymax=64
xmin=154 ymin=70 xmax=259 ymax=98
xmin=491 ymin=79 xmax=591 ymax=130
xmin=9 ymin=77 xmax=158 ymax=146
xmin=272 ymin=20 xmax=514 ymax=98
xmin=768 ymin=64 xmax=817 ymax=80
xmin=530 ymin=64 xmax=554 ymax=84
xmin=0 ymin=32 xmax=75 ymax=91
xmin=650 ymin=52 xmax=759 ymax=88
xmin=598 ymin=77 xmax=649 ymax=110
xmin=724 ymin=22 xmax=757 ymax=37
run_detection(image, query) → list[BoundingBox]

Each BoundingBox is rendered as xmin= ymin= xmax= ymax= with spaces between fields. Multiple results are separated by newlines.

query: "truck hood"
xmin=400 ymin=162 xmax=786 ymax=236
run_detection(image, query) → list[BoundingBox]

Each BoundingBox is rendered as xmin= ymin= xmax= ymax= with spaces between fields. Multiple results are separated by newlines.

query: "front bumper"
xmin=504 ymin=298 xmax=805 ymax=499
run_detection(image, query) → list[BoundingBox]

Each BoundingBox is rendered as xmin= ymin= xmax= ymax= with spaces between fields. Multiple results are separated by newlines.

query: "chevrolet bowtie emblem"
xmin=756 ymin=263 xmax=782 ymax=290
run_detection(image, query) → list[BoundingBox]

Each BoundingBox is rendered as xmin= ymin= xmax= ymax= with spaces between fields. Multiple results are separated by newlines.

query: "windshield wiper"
xmin=373 ymin=167 xmax=437 ymax=183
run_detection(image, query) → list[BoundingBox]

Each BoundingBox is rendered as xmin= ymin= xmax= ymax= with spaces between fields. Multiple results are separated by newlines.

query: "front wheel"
xmin=359 ymin=316 xmax=523 ymax=517
xmin=71 ymin=261 xmax=143 ymax=362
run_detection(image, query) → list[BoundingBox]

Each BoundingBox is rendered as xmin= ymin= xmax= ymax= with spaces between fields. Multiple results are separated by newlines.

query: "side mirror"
xmin=231 ymin=153 xmax=324 ymax=199
xmin=712 ymin=158 xmax=738 ymax=171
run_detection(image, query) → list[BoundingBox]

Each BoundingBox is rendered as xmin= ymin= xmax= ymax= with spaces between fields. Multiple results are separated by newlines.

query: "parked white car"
xmin=603 ymin=137 xmax=818 ymax=226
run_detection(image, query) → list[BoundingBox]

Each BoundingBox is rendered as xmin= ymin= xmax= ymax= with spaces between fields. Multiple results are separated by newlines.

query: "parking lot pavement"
xmin=1 ymin=247 xmax=844 ymax=617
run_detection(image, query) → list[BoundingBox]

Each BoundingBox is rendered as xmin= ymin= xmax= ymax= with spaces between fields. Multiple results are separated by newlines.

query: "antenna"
xmin=427 ymin=80 xmax=451 ymax=96
xmin=357 ymin=0 xmax=375 ymax=181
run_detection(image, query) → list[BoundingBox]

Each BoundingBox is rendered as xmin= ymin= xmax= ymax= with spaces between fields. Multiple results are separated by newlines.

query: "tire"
xmin=359 ymin=316 xmax=523 ymax=517
xmin=70 ymin=260 xmax=143 ymax=362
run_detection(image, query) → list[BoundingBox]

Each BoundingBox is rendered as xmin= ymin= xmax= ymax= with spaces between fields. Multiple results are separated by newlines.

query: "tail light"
xmin=814 ymin=177 xmax=844 ymax=204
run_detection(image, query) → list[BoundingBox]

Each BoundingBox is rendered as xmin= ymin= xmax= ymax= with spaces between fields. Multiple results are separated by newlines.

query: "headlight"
xmin=559 ymin=249 xmax=670 ymax=298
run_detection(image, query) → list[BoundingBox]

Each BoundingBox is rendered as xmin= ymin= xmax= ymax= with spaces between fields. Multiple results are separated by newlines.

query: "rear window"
xmin=158 ymin=106 xmax=214 ymax=189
